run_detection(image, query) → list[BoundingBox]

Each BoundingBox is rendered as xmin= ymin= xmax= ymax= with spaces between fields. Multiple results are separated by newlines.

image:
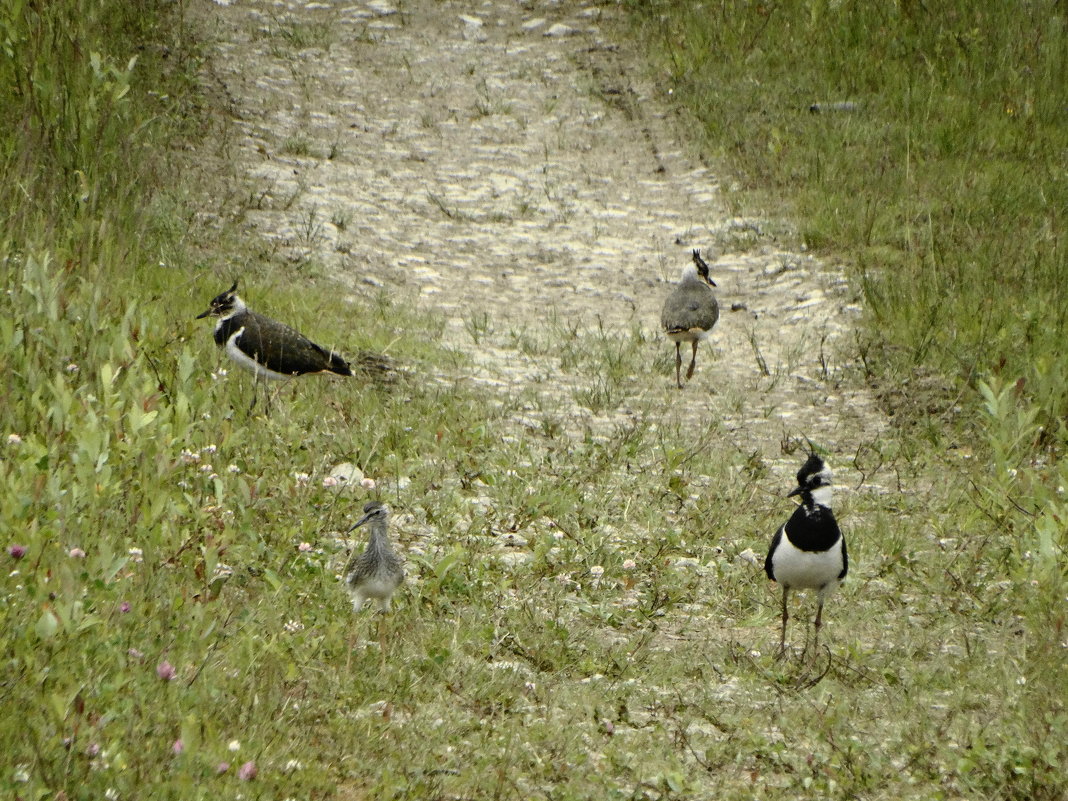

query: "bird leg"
xmin=813 ymin=596 xmax=824 ymax=652
xmin=674 ymin=342 xmax=684 ymax=389
xmin=777 ymin=587 xmax=789 ymax=657
xmin=686 ymin=340 xmax=699 ymax=380
xmin=377 ymin=611 xmax=387 ymax=671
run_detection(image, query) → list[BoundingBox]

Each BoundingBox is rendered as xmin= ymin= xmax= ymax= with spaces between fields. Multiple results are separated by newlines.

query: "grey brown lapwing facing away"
xmin=764 ymin=453 xmax=848 ymax=656
xmin=344 ymin=501 xmax=405 ymax=613
xmin=661 ymin=249 xmax=719 ymax=389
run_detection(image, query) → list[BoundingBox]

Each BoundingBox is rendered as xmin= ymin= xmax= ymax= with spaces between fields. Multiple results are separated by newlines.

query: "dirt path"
xmin=195 ymin=0 xmax=887 ymax=479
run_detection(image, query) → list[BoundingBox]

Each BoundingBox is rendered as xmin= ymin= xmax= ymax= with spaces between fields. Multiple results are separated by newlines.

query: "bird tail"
xmin=328 ymin=351 xmax=354 ymax=377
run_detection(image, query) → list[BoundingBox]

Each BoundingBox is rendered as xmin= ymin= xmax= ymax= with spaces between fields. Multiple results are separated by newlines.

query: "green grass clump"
xmin=623 ymin=0 xmax=1068 ymax=436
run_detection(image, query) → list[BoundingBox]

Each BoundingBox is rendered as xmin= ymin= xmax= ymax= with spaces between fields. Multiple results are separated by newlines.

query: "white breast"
xmin=770 ymin=529 xmax=844 ymax=594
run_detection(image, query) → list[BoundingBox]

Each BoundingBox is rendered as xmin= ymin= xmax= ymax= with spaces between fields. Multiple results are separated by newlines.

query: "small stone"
xmin=543 ymin=23 xmax=576 ymax=37
xmin=366 ymin=0 xmax=396 ymax=16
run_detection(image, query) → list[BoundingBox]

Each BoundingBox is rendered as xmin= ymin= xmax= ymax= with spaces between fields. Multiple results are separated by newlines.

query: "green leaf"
xmin=35 ymin=610 xmax=60 ymax=640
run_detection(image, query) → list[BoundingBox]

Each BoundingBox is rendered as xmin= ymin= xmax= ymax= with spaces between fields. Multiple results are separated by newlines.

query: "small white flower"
xmin=7 ymin=433 xmax=22 ymax=446
xmin=200 ymin=464 xmax=214 ymax=474
xmin=283 ymin=759 xmax=304 ymax=772
xmin=361 ymin=477 xmax=376 ymax=490
xmin=202 ymin=444 xmax=217 ymax=455
xmin=294 ymin=472 xmax=311 ymax=485
xmin=128 ymin=547 xmax=143 ymax=563
xmin=322 ymin=475 xmax=340 ymax=488
xmin=179 ymin=449 xmax=200 ymax=464
xmin=65 ymin=363 xmax=80 ymax=373
xmin=13 ymin=765 xmax=30 ymax=782
xmin=228 ymin=739 xmax=241 ymax=752
xmin=284 ymin=620 xmax=304 ymax=634
xmin=621 ymin=559 xmax=637 ymax=570
xmin=177 ymin=480 xmax=191 ymax=490
xmin=589 ymin=565 xmax=604 ymax=578
xmin=298 ymin=542 xmax=313 ymax=552
xmin=227 ymin=464 xmax=242 ymax=474
xmin=213 ymin=563 xmax=233 ymax=579
xmin=69 ymin=547 xmax=86 ymax=558
xmin=1016 ymin=676 xmax=1027 ymax=685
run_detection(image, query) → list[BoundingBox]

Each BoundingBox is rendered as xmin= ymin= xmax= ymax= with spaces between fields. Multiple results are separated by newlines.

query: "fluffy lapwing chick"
xmin=344 ymin=502 xmax=404 ymax=613
xmin=196 ymin=281 xmax=353 ymax=380
xmin=661 ymin=249 xmax=719 ymax=389
xmin=764 ymin=453 xmax=848 ymax=654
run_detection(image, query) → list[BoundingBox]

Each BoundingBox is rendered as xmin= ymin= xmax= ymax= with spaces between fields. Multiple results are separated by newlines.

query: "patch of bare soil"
xmin=192 ymin=0 xmax=888 ymax=481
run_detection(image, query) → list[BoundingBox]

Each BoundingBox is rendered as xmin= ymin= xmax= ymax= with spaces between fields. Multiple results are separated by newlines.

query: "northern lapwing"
xmin=764 ymin=453 xmax=848 ymax=655
xmin=196 ymin=281 xmax=354 ymax=380
xmin=661 ymin=249 xmax=719 ymax=389
xmin=344 ymin=501 xmax=404 ymax=613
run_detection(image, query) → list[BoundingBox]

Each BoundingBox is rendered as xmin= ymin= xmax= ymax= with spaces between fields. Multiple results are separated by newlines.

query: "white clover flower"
xmin=361 ymin=477 xmax=376 ymax=490
xmin=228 ymin=739 xmax=241 ymax=752
xmin=294 ymin=472 xmax=311 ymax=485
xmin=621 ymin=559 xmax=637 ymax=570
xmin=322 ymin=476 xmax=340 ymax=488
xmin=589 ymin=565 xmax=605 ymax=578
xmin=128 ymin=547 xmax=143 ymax=563
xmin=179 ymin=449 xmax=199 ymax=464
xmin=7 ymin=433 xmax=22 ymax=446
xmin=228 ymin=464 xmax=242 ymax=474
xmin=202 ymin=444 xmax=217 ymax=455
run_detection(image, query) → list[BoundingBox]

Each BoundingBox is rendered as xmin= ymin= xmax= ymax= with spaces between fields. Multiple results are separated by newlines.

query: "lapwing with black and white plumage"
xmin=661 ymin=249 xmax=719 ymax=389
xmin=344 ymin=501 xmax=404 ymax=614
xmin=196 ymin=281 xmax=354 ymax=381
xmin=764 ymin=453 xmax=848 ymax=655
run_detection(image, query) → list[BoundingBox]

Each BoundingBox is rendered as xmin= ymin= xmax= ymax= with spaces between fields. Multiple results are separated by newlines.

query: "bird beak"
xmin=347 ymin=512 xmax=373 ymax=532
xmin=195 ymin=308 xmax=212 ymax=319
xmin=787 ymin=486 xmax=803 ymax=498
xmin=707 ymin=277 xmax=718 ymax=287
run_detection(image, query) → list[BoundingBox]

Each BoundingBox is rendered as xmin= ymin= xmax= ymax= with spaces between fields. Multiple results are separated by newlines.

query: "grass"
xmin=1 ymin=0 xmax=1066 ymax=800
xmin=624 ymin=0 xmax=1068 ymax=436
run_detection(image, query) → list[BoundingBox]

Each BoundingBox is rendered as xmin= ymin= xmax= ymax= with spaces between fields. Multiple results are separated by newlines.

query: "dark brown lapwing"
xmin=197 ymin=282 xmax=352 ymax=410
xmin=661 ymin=249 xmax=720 ymax=389
xmin=764 ymin=453 xmax=848 ymax=655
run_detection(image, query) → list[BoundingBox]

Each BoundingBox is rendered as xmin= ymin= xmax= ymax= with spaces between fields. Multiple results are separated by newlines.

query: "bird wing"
xmin=764 ymin=525 xmax=783 ymax=580
xmin=242 ymin=312 xmax=345 ymax=375
xmin=662 ymin=286 xmax=719 ymax=333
